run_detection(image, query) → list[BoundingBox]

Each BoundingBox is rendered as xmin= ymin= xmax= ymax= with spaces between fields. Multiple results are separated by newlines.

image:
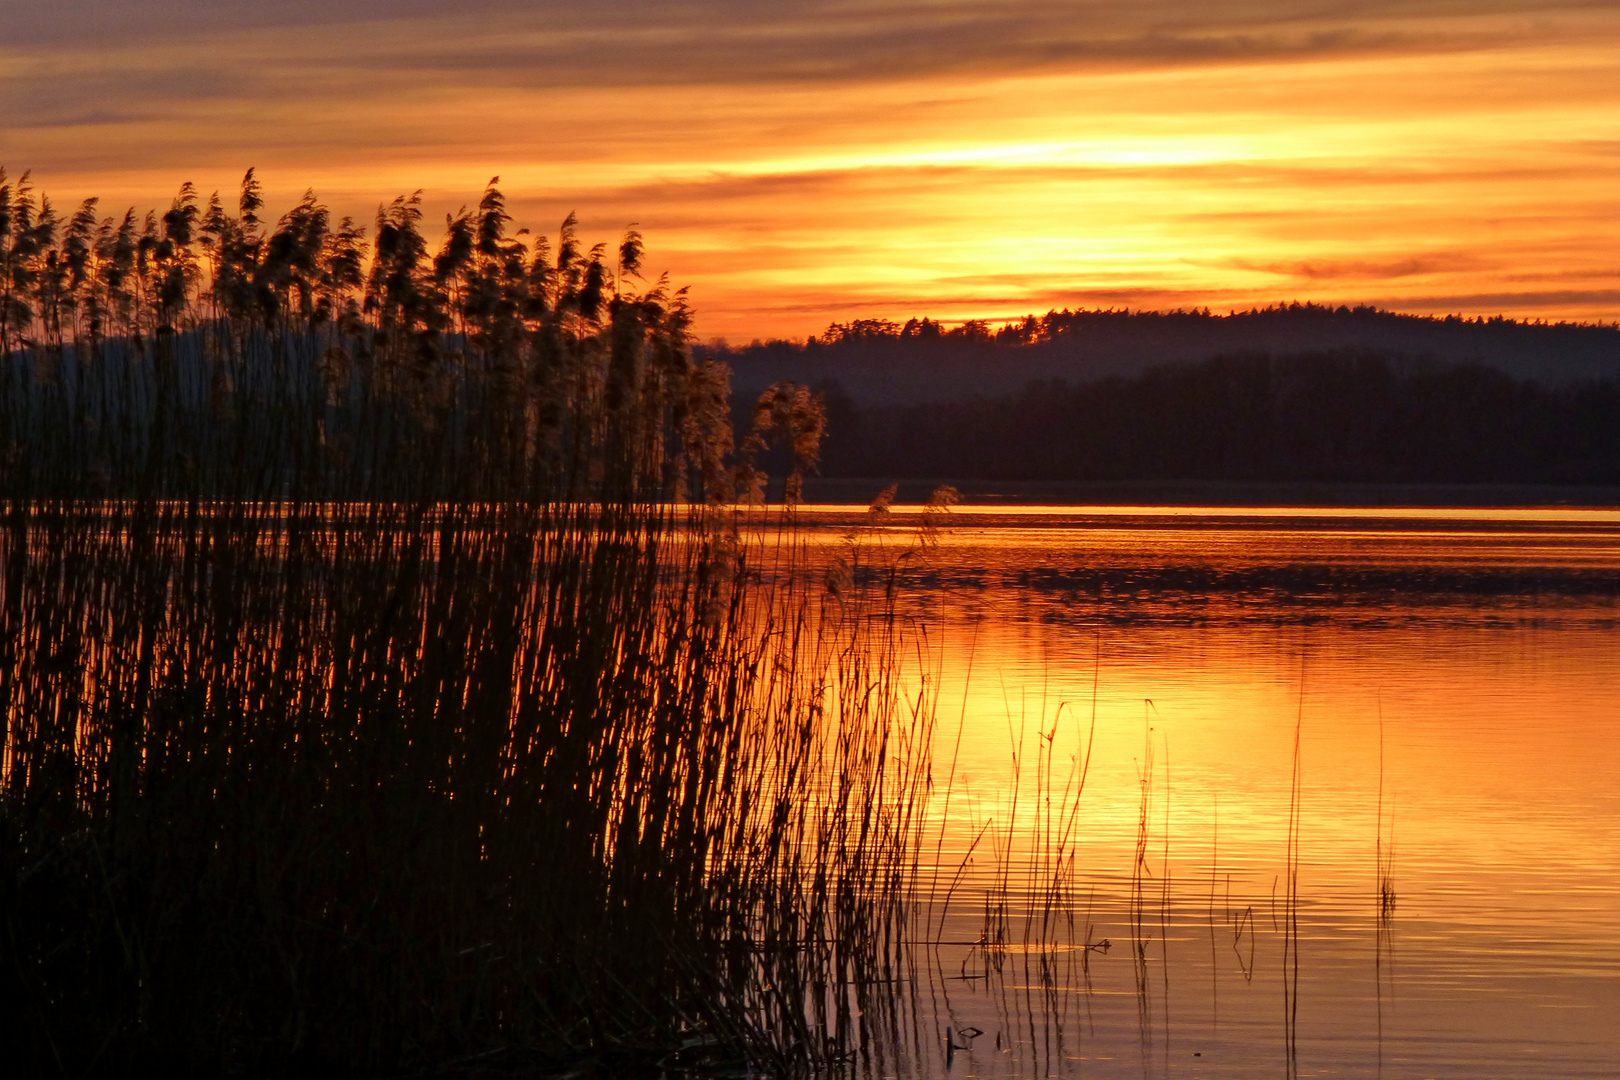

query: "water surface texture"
xmin=799 ymin=505 xmax=1620 ymax=1079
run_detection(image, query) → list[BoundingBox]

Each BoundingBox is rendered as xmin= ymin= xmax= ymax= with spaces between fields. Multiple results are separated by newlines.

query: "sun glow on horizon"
xmin=3 ymin=3 xmax=1617 ymax=338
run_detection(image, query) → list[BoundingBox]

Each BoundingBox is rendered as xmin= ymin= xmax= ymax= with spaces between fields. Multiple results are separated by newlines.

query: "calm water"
xmin=800 ymin=505 xmax=1620 ymax=1079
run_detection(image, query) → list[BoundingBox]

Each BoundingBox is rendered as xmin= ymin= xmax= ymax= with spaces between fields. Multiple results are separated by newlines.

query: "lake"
xmin=791 ymin=504 xmax=1620 ymax=1079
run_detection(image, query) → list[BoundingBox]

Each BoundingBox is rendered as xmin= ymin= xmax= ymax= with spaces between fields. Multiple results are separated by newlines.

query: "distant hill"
xmin=707 ymin=305 xmax=1620 ymax=406
xmin=806 ymin=349 xmax=1620 ymax=487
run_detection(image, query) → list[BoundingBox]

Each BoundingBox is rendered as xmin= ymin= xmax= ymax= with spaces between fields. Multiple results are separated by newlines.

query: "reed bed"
xmin=0 ymin=170 xmax=930 ymax=1076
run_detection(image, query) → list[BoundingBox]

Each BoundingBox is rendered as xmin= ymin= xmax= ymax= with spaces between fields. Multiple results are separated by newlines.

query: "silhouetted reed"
xmin=0 ymin=168 xmax=924 ymax=1076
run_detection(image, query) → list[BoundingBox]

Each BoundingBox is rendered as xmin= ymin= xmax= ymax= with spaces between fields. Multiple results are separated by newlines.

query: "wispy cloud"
xmin=1224 ymin=255 xmax=1486 ymax=282
xmin=2 ymin=0 xmax=1616 ymax=335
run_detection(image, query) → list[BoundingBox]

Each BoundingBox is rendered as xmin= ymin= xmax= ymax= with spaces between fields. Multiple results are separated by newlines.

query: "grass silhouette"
xmin=0 ymin=168 xmax=923 ymax=1075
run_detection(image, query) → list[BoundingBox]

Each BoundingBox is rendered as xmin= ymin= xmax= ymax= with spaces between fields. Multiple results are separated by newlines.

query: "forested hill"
xmin=709 ymin=306 xmax=1620 ymax=406
xmin=810 ymin=350 xmax=1620 ymax=486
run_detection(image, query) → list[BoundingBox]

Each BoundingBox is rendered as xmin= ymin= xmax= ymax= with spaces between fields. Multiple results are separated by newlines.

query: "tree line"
xmin=812 ymin=349 xmax=1620 ymax=485
xmin=809 ymin=304 xmax=1615 ymax=350
xmin=716 ymin=305 xmax=1620 ymax=411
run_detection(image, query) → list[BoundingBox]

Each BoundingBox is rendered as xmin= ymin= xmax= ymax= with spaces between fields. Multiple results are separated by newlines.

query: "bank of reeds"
xmin=0 ymin=170 xmax=923 ymax=1075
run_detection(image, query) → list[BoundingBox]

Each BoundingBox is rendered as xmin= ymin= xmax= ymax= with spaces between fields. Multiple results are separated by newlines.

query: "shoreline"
xmin=799 ymin=477 xmax=1620 ymax=509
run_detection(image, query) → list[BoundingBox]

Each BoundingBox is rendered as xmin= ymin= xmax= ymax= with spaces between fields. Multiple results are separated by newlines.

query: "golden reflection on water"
xmin=786 ymin=504 xmax=1620 ymax=1076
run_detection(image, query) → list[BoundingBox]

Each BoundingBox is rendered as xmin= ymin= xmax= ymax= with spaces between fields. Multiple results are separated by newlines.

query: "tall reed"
xmin=0 ymin=169 xmax=924 ymax=1075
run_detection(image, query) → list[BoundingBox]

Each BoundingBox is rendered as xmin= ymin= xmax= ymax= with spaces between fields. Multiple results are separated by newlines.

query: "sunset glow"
xmin=4 ymin=2 xmax=1616 ymax=338
xmin=9 ymin=5 xmax=1620 ymax=1074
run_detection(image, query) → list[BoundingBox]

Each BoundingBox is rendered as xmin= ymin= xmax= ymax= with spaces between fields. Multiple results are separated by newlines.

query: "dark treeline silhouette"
xmin=713 ymin=306 xmax=1620 ymax=408
xmin=811 ymin=350 xmax=1620 ymax=484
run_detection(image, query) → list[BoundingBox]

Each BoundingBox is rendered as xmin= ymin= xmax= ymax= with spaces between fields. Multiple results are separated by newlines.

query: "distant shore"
xmin=799 ymin=477 xmax=1620 ymax=508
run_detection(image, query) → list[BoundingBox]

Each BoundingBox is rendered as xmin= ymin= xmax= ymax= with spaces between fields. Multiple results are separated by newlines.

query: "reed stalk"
xmin=0 ymin=169 xmax=928 ymax=1076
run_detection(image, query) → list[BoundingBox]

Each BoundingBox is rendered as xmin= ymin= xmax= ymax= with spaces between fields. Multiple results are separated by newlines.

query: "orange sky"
xmin=3 ymin=1 xmax=1617 ymax=339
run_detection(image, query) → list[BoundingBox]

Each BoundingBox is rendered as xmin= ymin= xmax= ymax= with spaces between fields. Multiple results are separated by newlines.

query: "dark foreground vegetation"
xmin=0 ymin=169 xmax=928 ymax=1075
xmin=812 ymin=350 xmax=1620 ymax=484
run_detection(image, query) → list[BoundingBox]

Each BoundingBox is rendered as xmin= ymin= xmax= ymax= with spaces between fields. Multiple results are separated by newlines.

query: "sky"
xmin=2 ymin=0 xmax=1617 ymax=339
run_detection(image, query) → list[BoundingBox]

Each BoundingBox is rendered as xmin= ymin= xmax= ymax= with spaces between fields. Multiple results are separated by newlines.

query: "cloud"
xmin=6 ymin=1 xmax=1613 ymax=98
xmin=1225 ymin=255 xmax=1486 ymax=282
xmin=3 ymin=0 xmax=1617 ymax=336
xmin=1362 ymin=289 xmax=1620 ymax=314
xmin=8 ymin=1 xmax=1608 ymax=46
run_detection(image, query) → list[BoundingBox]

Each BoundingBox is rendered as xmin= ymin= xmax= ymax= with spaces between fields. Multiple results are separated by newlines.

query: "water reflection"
xmin=792 ymin=505 xmax=1620 ymax=1078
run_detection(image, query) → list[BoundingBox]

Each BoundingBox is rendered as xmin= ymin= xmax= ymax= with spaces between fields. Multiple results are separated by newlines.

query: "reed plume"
xmin=0 ymin=168 xmax=923 ymax=1076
